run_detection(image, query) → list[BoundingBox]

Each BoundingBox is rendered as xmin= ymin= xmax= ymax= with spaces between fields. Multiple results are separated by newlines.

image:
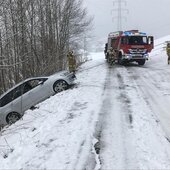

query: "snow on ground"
xmin=0 ymin=52 xmax=107 ymax=169
xmin=1 ymin=36 xmax=170 ymax=169
xmin=99 ymin=66 xmax=170 ymax=169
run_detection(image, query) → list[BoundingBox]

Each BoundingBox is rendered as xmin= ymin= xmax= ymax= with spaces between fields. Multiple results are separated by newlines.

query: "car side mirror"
xmin=148 ymin=36 xmax=154 ymax=45
xmin=148 ymin=36 xmax=154 ymax=49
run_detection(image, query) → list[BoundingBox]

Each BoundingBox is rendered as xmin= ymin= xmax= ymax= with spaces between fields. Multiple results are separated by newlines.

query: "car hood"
xmin=50 ymin=70 xmax=73 ymax=78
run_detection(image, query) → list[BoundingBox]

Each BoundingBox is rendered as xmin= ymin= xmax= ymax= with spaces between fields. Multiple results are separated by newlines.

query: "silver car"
xmin=0 ymin=71 xmax=75 ymax=126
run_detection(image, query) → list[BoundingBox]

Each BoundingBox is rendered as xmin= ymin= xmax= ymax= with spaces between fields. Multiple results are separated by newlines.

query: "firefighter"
xmin=67 ymin=50 xmax=76 ymax=74
xmin=108 ymin=47 xmax=116 ymax=65
xmin=166 ymin=42 xmax=170 ymax=64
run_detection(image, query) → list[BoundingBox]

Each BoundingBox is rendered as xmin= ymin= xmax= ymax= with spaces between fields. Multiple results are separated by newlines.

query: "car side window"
xmin=0 ymin=78 xmax=48 ymax=107
xmin=29 ymin=79 xmax=41 ymax=88
xmin=23 ymin=78 xmax=47 ymax=94
xmin=0 ymin=90 xmax=14 ymax=107
xmin=12 ymin=85 xmax=22 ymax=100
xmin=23 ymin=82 xmax=32 ymax=94
xmin=0 ymin=84 xmax=25 ymax=107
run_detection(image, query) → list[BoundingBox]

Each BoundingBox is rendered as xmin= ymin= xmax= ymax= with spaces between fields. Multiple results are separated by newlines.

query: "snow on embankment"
xmin=0 ymin=52 xmax=107 ymax=169
xmin=149 ymin=35 xmax=170 ymax=65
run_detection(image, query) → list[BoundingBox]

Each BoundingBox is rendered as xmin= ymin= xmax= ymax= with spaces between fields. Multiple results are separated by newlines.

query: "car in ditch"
xmin=0 ymin=71 xmax=75 ymax=126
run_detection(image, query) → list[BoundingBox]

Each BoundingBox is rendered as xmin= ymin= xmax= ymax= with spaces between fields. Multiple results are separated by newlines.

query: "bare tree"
xmin=0 ymin=0 xmax=93 ymax=95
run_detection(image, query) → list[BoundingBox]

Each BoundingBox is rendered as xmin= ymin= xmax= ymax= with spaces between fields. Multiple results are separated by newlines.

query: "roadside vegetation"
xmin=0 ymin=0 xmax=92 ymax=95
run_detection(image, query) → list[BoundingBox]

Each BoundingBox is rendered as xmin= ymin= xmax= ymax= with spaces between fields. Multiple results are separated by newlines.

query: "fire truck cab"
xmin=104 ymin=30 xmax=154 ymax=65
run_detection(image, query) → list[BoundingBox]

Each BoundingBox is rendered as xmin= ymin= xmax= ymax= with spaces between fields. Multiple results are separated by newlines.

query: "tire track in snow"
xmin=82 ymin=67 xmax=112 ymax=170
xmin=71 ymin=63 xmax=110 ymax=170
xmin=127 ymin=66 xmax=170 ymax=139
xmin=96 ymin=65 xmax=170 ymax=169
xmin=116 ymin=72 xmax=134 ymax=128
xmin=123 ymin=66 xmax=170 ymax=169
xmin=92 ymin=68 xmax=113 ymax=169
xmin=92 ymin=66 xmax=137 ymax=169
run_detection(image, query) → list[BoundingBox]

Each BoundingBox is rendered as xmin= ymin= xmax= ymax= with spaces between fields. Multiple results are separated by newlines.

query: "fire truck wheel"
xmin=138 ymin=60 xmax=145 ymax=65
xmin=118 ymin=53 xmax=123 ymax=64
xmin=118 ymin=58 xmax=125 ymax=65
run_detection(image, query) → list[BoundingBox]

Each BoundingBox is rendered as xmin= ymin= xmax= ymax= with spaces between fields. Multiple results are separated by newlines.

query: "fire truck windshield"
xmin=127 ymin=36 xmax=147 ymax=45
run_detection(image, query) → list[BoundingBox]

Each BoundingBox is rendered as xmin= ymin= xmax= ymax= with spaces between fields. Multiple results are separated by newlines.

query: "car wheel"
xmin=138 ymin=60 xmax=145 ymax=65
xmin=6 ymin=112 xmax=21 ymax=124
xmin=53 ymin=80 xmax=69 ymax=93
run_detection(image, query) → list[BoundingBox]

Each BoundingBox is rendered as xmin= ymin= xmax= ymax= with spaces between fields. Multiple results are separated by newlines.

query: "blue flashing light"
xmin=139 ymin=32 xmax=147 ymax=35
xmin=123 ymin=31 xmax=147 ymax=36
xmin=123 ymin=31 xmax=133 ymax=36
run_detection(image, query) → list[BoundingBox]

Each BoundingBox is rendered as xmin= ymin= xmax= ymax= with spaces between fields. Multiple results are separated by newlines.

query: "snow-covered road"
xmin=1 ymin=36 xmax=170 ymax=169
xmin=98 ymin=65 xmax=170 ymax=169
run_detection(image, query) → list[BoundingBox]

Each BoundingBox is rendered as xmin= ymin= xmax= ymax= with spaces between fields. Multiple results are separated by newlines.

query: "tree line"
xmin=0 ymin=0 xmax=92 ymax=95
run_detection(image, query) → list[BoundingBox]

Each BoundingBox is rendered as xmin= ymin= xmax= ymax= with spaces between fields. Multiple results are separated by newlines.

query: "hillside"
xmin=0 ymin=35 xmax=170 ymax=169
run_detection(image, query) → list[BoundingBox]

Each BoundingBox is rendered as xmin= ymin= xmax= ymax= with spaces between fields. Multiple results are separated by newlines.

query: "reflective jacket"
xmin=67 ymin=52 xmax=76 ymax=72
xmin=166 ymin=46 xmax=170 ymax=57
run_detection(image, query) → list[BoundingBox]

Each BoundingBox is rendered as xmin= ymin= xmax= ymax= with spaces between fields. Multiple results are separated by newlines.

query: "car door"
xmin=9 ymin=85 xmax=23 ymax=114
xmin=21 ymin=78 xmax=48 ymax=110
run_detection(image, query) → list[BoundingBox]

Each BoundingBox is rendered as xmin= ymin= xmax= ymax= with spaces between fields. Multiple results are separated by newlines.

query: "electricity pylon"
xmin=112 ymin=0 xmax=128 ymax=31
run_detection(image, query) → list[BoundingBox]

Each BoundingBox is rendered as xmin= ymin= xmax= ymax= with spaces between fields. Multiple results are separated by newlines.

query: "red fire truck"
xmin=104 ymin=30 xmax=154 ymax=65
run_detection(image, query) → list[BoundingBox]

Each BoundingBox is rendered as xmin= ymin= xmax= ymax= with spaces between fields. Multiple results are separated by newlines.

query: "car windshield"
xmin=128 ymin=36 xmax=147 ymax=45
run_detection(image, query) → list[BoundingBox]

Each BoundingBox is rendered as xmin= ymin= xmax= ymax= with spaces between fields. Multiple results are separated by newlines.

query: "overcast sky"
xmin=84 ymin=0 xmax=170 ymax=42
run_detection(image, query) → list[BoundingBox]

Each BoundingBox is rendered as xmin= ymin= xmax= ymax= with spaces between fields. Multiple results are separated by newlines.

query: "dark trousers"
xmin=168 ymin=55 xmax=170 ymax=64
